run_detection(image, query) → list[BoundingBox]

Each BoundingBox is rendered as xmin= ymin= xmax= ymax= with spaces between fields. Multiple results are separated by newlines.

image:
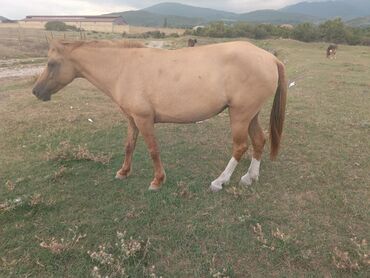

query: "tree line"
xmin=186 ymin=19 xmax=370 ymax=46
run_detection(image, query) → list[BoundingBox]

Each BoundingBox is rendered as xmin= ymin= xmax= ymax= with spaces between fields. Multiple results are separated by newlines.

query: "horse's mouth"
xmin=41 ymin=95 xmax=51 ymax=101
xmin=36 ymin=94 xmax=51 ymax=101
xmin=33 ymin=88 xmax=51 ymax=101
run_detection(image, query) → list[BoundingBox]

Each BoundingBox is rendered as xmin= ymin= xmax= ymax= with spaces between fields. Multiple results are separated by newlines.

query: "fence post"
xmin=17 ymin=27 xmax=21 ymax=46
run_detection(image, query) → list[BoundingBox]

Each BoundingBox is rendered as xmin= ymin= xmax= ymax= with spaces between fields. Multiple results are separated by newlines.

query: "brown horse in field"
xmin=33 ymin=40 xmax=287 ymax=191
xmin=188 ymin=38 xmax=197 ymax=47
xmin=327 ymin=44 xmax=338 ymax=59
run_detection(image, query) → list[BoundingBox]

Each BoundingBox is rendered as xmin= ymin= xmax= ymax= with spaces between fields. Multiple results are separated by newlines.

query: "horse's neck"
xmin=72 ymin=47 xmax=123 ymax=96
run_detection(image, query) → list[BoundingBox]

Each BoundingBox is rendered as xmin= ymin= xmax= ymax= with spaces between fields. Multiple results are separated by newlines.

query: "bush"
xmin=292 ymin=23 xmax=319 ymax=42
xmin=122 ymin=31 xmax=166 ymax=39
xmin=168 ymin=33 xmax=180 ymax=38
xmin=318 ymin=18 xmax=347 ymax=44
xmin=45 ymin=21 xmax=79 ymax=31
xmin=253 ymin=26 xmax=269 ymax=39
xmin=361 ymin=37 xmax=370 ymax=46
xmin=156 ymin=18 xmax=370 ymax=46
xmin=45 ymin=21 xmax=68 ymax=31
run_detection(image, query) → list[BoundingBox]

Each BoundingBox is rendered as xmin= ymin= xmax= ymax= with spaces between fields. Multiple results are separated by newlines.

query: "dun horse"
xmin=33 ymin=40 xmax=287 ymax=191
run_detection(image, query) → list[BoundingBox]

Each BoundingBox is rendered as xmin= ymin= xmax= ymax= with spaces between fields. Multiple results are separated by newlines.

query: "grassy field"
xmin=0 ymin=30 xmax=369 ymax=277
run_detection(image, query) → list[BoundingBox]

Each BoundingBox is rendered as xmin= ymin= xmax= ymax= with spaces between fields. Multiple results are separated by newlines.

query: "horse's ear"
xmin=50 ymin=39 xmax=65 ymax=52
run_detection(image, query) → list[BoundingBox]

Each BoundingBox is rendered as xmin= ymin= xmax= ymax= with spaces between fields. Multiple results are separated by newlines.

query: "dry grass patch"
xmin=37 ymin=226 xmax=86 ymax=255
xmin=5 ymin=180 xmax=15 ymax=191
xmin=332 ymin=238 xmax=369 ymax=271
xmin=46 ymin=140 xmax=112 ymax=165
xmin=88 ymin=231 xmax=151 ymax=278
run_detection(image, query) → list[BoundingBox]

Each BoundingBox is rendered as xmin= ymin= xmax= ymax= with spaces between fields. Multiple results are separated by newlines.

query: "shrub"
xmin=45 ymin=21 xmax=79 ymax=31
xmin=293 ymin=23 xmax=319 ymax=42
xmin=318 ymin=18 xmax=347 ymax=44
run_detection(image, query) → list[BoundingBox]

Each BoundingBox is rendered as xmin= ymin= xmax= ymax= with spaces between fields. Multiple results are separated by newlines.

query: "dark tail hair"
xmin=269 ymin=61 xmax=287 ymax=160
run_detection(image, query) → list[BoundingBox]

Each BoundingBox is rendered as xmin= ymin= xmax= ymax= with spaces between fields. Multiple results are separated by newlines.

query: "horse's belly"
xmin=153 ymin=93 xmax=227 ymax=123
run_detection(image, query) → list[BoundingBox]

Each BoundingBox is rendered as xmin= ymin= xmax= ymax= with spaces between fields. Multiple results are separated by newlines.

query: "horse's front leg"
xmin=116 ymin=118 xmax=139 ymax=180
xmin=134 ymin=116 xmax=166 ymax=191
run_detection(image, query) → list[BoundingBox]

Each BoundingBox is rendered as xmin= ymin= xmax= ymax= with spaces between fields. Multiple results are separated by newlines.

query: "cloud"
xmin=0 ymin=0 xmax=136 ymax=19
xmin=0 ymin=0 xmax=324 ymax=19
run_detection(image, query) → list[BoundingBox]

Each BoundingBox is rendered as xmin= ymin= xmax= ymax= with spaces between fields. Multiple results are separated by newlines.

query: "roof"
xmin=23 ymin=15 xmax=127 ymax=25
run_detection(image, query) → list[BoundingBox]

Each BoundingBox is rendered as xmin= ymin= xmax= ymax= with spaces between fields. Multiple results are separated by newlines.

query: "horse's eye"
xmin=48 ymin=62 xmax=57 ymax=68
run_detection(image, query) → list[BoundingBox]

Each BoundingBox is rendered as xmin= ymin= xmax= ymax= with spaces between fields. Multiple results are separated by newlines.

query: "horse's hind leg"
xmin=240 ymin=114 xmax=266 ymax=187
xmin=210 ymin=109 xmax=250 ymax=192
xmin=116 ymin=117 xmax=139 ymax=179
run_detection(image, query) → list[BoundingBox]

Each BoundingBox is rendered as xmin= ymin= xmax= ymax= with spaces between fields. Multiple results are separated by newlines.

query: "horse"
xmin=32 ymin=39 xmax=287 ymax=192
xmin=188 ymin=38 xmax=197 ymax=47
xmin=327 ymin=44 xmax=338 ymax=59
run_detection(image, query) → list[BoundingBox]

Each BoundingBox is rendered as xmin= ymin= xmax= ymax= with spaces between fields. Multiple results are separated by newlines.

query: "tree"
xmin=206 ymin=21 xmax=226 ymax=37
xmin=45 ymin=21 xmax=79 ymax=31
xmin=319 ymin=18 xmax=347 ymax=43
xmin=45 ymin=21 xmax=68 ymax=31
xmin=292 ymin=23 xmax=319 ymax=42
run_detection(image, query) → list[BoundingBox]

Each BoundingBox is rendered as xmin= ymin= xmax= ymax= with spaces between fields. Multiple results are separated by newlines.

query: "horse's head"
xmin=33 ymin=40 xmax=79 ymax=101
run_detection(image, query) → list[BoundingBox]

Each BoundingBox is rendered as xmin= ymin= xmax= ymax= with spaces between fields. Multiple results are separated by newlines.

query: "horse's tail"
xmin=269 ymin=60 xmax=287 ymax=160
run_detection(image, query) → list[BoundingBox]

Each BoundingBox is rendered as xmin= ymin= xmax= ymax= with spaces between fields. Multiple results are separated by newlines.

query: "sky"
xmin=0 ymin=0 xmax=325 ymax=20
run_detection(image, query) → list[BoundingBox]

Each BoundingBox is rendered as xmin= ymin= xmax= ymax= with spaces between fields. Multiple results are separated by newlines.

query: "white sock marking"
xmin=210 ymin=157 xmax=238 ymax=192
xmin=240 ymin=158 xmax=261 ymax=186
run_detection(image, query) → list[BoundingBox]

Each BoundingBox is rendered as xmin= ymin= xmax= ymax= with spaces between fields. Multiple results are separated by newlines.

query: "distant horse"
xmin=188 ymin=38 xmax=197 ymax=47
xmin=327 ymin=44 xmax=338 ymax=59
xmin=33 ymin=40 xmax=287 ymax=192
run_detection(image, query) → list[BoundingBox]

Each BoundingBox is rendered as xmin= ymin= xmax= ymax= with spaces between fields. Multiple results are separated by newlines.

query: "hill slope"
xmin=109 ymin=1 xmax=370 ymax=27
xmin=143 ymin=2 xmax=322 ymax=24
xmin=238 ymin=10 xmax=320 ymax=24
xmin=281 ymin=0 xmax=370 ymax=20
xmin=346 ymin=16 xmax=370 ymax=27
xmin=143 ymin=2 xmax=237 ymax=21
xmin=108 ymin=10 xmax=203 ymax=28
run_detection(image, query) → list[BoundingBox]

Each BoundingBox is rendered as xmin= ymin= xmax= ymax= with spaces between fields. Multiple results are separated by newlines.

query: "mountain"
xmin=108 ymin=1 xmax=370 ymax=28
xmin=136 ymin=2 xmax=322 ymax=25
xmin=281 ymin=0 xmax=370 ymax=20
xmin=143 ymin=2 xmax=237 ymax=22
xmin=346 ymin=16 xmax=370 ymax=27
xmin=0 ymin=16 xmax=8 ymax=21
xmin=238 ymin=10 xmax=320 ymax=24
xmin=108 ymin=10 xmax=204 ymax=28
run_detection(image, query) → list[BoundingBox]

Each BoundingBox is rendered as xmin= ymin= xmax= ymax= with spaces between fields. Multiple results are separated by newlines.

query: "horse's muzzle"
xmin=32 ymin=88 xmax=51 ymax=101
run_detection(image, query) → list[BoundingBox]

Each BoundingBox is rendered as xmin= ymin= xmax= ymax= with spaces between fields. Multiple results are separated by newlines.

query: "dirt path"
xmin=146 ymin=40 xmax=165 ymax=49
xmin=0 ymin=57 xmax=45 ymax=79
xmin=0 ymin=65 xmax=44 ymax=79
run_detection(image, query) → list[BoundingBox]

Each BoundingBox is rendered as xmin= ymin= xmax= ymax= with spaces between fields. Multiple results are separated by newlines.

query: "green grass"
xmin=0 ymin=36 xmax=369 ymax=277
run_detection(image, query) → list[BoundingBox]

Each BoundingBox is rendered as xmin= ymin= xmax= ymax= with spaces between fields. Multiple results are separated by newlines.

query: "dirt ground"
xmin=0 ymin=63 xmax=44 ymax=79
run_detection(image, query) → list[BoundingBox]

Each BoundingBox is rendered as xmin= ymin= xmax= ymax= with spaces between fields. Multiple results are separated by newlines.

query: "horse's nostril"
xmin=32 ymin=88 xmax=38 ymax=96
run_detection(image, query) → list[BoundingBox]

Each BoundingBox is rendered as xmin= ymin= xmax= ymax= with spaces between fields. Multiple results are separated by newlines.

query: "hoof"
xmin=115 ymin=170 xmax=130 ymax=180
xmin=210 ymin=180 xmax=223 ymax=192
xmin=148 ymin=172 xmax=165 ymax=191
xmin=239 ymin=173 xmax=258 ymax=187
xmin=148 ymin=183 xmax=161 ymax=191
